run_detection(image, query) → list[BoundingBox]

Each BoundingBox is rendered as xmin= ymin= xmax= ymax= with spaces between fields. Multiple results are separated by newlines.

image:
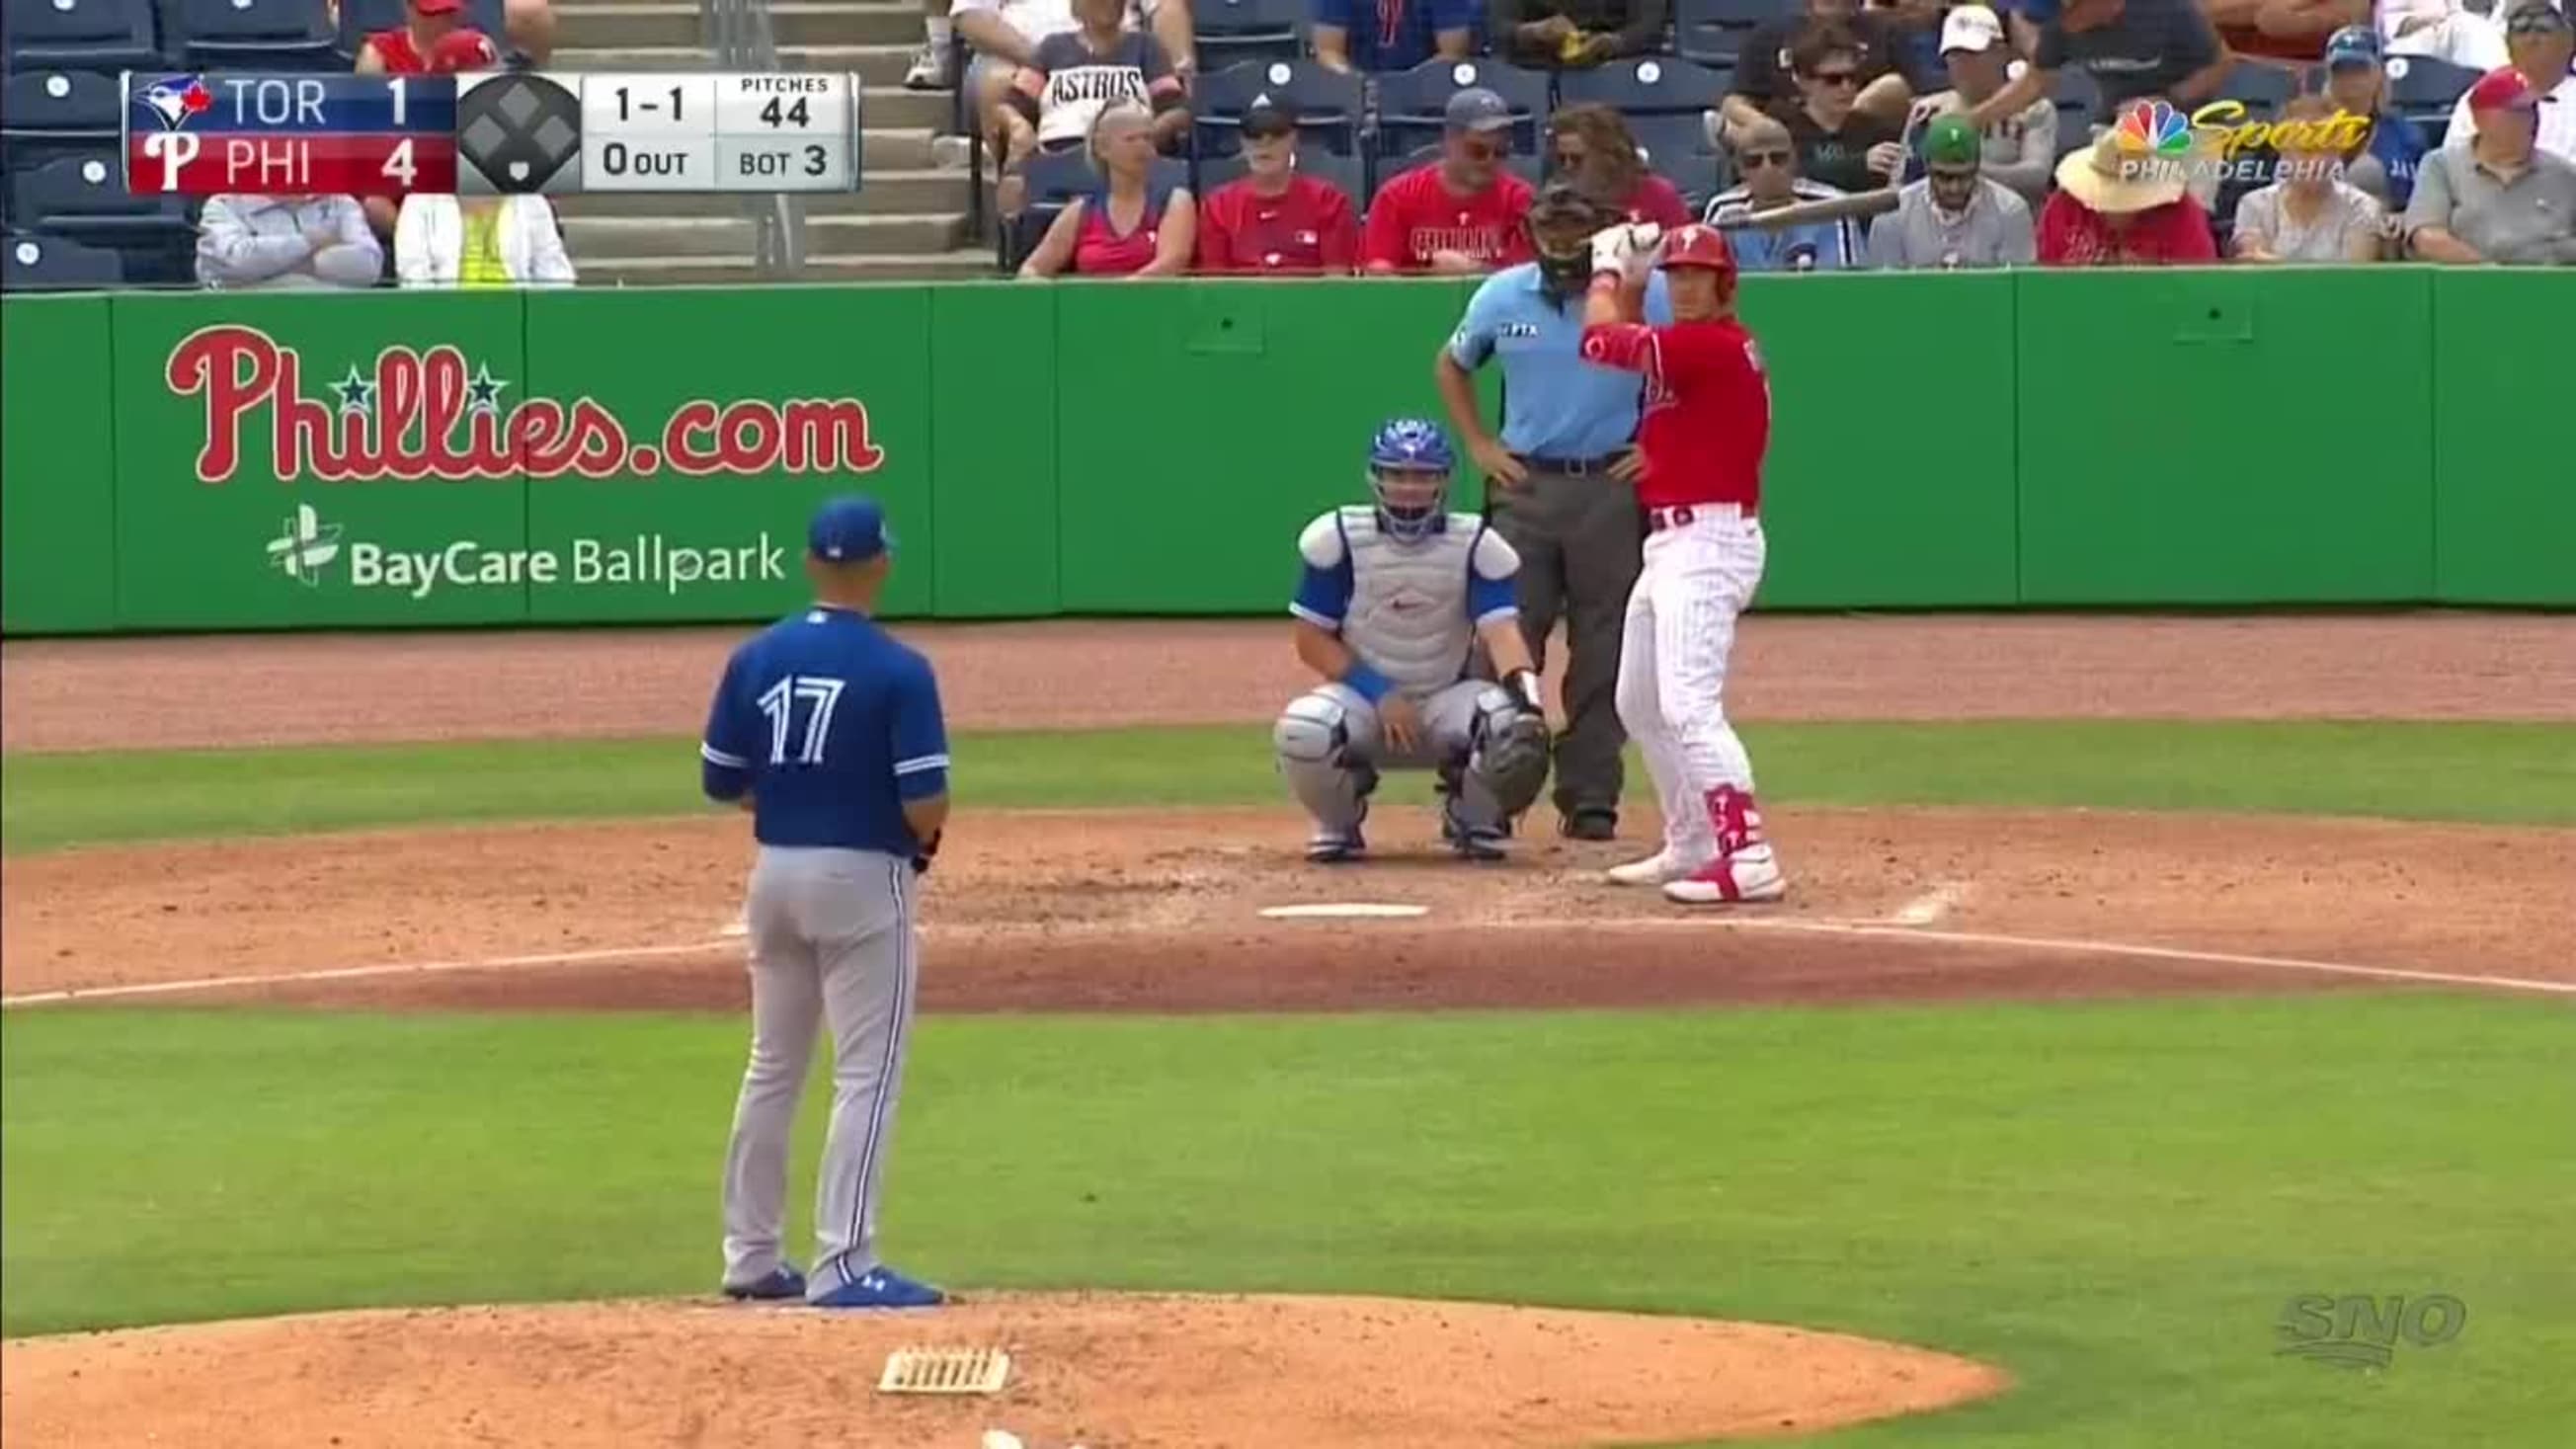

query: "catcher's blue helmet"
xmin=1366 ymin=417 xmax=1454 ymax=542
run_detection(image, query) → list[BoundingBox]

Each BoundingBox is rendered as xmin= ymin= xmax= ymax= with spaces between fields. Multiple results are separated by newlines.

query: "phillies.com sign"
xmin=166 ymin=325 xmax=887 ymax=484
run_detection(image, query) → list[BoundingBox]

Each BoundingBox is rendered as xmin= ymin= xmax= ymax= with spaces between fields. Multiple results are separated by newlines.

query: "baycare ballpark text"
xmin=167 ymin=325 xmax=887 ymax=484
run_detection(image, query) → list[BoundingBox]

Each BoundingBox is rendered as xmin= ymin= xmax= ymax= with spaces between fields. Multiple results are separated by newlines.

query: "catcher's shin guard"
xmin=1274 ymin=690 xmax=1372 ymax=836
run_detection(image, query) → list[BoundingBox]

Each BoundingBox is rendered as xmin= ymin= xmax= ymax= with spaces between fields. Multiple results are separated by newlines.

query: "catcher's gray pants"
xmin=1274 ymin=679 xmax=1515 ymax=833
xmin=1486 ymin=465 xmax=1643 ymax=822
xmin=721 ymin=845 xmax=918 ymax=1301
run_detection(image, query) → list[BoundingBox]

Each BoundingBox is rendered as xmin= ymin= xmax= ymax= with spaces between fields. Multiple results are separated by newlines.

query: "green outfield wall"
xmin=2 ymin=270 xmax=2568 ymax=635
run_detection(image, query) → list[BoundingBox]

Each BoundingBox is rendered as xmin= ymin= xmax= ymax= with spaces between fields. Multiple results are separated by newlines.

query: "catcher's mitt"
xmin=1481 ymin=671 xmax=1553 ymax=819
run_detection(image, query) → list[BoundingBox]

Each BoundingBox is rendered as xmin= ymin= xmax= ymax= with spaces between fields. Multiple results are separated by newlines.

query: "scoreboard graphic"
xmin=121 ymin=72 xmax=861 ymax=197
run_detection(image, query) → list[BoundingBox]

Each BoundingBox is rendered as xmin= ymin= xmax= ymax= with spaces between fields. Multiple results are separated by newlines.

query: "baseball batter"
xmin=1575 ymin=223 xmax=1786 ymax=904
xmin=698 ymin=496 xmax=948 ymax=1309
xmin=1274 ymin=419 xmax=1553 ymax=862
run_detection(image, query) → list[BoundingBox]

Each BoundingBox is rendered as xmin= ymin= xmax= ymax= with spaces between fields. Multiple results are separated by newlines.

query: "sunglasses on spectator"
xmin=1807 ymin=69 xmax=1861 ymax=88
xmin=1929 ymin=165 xmax=1979 ymax=182
xmin=2506 ymin=10 xmax=2570 ymax=34
xmin=1741 ymin=149 xmax=1794 ymax=168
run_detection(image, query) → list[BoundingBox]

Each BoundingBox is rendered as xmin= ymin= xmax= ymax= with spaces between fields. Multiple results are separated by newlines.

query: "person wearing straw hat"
xmin=2036 ymin=128 xmax=2220 ymax=265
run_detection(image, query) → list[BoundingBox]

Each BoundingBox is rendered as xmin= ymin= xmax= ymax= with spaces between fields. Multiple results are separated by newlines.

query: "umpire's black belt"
xmin=1519 ymin=451 xmax=1625 ymax=476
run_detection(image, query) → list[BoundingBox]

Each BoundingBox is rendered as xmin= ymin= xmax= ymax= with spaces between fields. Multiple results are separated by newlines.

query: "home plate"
xmin=1258 ymin=903 xmax=1431 ymax=921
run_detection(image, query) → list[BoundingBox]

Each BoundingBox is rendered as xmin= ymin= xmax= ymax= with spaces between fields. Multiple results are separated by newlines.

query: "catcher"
xmin=1274 ymin=418 xmax=1552 ymax=863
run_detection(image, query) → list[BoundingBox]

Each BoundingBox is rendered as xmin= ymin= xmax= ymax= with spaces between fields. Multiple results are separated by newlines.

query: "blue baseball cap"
xmin=2324 ymin=25 xmax=2382 ymax=68
xmin=1444 ymin=87 xmax=1513 ymax=134
xmin=807 ymin=495 xmax=892 ymax=563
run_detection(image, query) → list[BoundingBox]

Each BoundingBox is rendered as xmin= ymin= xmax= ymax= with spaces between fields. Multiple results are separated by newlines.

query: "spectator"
xmin=1704 ymin=115 xmax=1865 ymax=270
xmin=1721 ymin=0 xmax=1919 ymax=142
xmin=999 ymin=0 xmax=1188 ymax=212
xmin=2318 ymin=25 xmax=2428 ymax=208
xmin=1019 ymin=100 xmax=1197 ymax=277
xmin=941 ymin=1 xmax=1194 ymax=92
xmin=2231 ymin=96 xmax=2388 ymax=261
xmin=197 ymin=194 xmax=383 ymax=290
xmin=1312 ymin=0 xmax=1480 ymax=73
xmin=1195 ymin=103 xmax=1360 ymax=273
xmin=1904 ymin=5 xmax=2057 ymax=205
xmin=502 ymin=0 xmax=555 ymax=64
xmin=1963 ymin=0 xmax=2230 ymax=135
xmin=395 ymin=40 xmax=574 ymax=287
xmin=2382 ymin=0 xmax=2509 ymax=70
xmin=2406 ymin=65 xmax=2576 ymax=262
xmin=1548 ymin=104 xmax=1692 ymax=226
xmin=354 ymin=0 xmax=493 ymax=73
xmin=1774 ymin=22 xmax=1907 ymax=195
xmin=1864 ymin=114 xmax=2037 ymax=266
xmin=1491 ymin=0 xmax=1668 ymax=69
xmin=2447 ymin=3 xmax=2576 ymax=165
xmin=1433 ymin=184 xmax=1671 ymax=844
xmin=2038 ymin=129 xmax=2220 ymax=264
xmin=1362 ymin=89 xmax=1539 ymax=274
xmin=2204 ymin=0 xmax=2372 ymax=67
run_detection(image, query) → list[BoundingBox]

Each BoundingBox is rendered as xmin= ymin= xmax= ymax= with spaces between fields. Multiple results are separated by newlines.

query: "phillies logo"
xmin=166 ymin=325 xmax=886 ymax=485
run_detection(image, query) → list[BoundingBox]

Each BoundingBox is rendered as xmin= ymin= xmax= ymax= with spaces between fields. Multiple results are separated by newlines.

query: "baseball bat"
xmin=1706 ymin=189 xmax=1904 ymax=232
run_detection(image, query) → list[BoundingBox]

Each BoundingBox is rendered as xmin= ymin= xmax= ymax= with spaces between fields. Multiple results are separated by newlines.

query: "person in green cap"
xmin=1863 ymin=113 xmax=2037 ymax=270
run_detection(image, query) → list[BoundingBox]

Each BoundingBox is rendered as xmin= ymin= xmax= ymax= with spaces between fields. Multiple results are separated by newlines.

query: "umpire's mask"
xmin=1527 ymin=183 xmax=1608 ymax=299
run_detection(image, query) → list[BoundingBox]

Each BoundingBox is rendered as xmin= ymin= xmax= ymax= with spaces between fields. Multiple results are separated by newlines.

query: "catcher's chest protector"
xmin=1337 ymin=508 xmax=1484 ymax=692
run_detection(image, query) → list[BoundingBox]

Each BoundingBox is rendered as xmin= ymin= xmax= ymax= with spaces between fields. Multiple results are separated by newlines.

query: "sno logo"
xmin=266 ymin=504 xmax=343 ymax=585
xmin=2275 ymin=1293 xmax=2465 ymax=1370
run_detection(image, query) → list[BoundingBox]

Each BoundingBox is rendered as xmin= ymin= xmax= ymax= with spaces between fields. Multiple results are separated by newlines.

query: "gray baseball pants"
xmin=1486 ymin=463 xmax=1643 ymax=823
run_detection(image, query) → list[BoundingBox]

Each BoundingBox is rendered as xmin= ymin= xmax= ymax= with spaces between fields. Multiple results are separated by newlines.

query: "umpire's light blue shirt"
xmin=1447 ymin=263 xmax=1674 ymax=460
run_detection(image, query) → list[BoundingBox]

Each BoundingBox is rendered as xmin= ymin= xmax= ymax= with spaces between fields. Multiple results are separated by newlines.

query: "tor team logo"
xmin=134 ymin=75 xmax=214 ymax=131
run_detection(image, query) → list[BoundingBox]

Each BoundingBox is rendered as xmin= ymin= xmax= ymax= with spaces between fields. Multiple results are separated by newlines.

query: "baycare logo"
xmin=166 ymin=325 xmax=887 ymax=485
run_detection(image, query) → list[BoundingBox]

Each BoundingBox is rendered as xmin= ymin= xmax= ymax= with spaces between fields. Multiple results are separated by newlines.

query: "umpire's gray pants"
xmin=1485 ymin=462 xmax=1643 ymax=822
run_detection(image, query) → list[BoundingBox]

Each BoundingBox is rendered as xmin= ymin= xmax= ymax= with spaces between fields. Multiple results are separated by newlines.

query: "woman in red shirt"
xmin=1194 ymin=102 xmax=1359 ymax=274
xmin=2038 ymin=131 xmax=2219 ymax=266
xmin=1548 ymin=104 xmax=1692 ymax=228
xmin=1021 ymin=100 xmax=1197 ymax=279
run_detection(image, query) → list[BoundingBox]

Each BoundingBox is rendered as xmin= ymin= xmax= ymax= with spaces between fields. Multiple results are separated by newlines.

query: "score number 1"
xmin=382 ymin=75 xmax=416 ymax=187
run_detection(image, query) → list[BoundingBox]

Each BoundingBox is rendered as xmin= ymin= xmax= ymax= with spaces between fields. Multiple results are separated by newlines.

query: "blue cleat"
xmin=813 ymin=1264 xmax=946 ymax=1309
xmin=1441 ymin=804 xmax=1507 ymax=863
xmin=721 ymin=1264 xmax=807 ymax=1302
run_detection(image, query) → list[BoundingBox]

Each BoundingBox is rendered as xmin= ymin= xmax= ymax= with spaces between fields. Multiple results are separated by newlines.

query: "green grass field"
xmin=6 ymin=719 xmax=2572 ymax=1446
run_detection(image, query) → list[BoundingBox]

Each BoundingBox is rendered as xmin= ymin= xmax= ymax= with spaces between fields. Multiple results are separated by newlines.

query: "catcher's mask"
xmin=1366 ymin=417 xmax=1455 ymax=543
xmin=1526 ymin=183 xmax=1609 ymax=295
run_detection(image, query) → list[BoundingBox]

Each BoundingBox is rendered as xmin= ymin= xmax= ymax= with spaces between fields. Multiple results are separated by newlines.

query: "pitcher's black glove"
xmin=912 ymin=830 xmax=941 ymax=876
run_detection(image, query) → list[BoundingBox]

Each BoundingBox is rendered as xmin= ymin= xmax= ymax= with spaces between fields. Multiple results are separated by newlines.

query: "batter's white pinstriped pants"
xmin=1614 ymin=508 xmax=1766 ymax=864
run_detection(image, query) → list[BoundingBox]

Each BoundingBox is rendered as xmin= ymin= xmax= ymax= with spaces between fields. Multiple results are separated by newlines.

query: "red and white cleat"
xmin=1661 ymin=845 xmax=1787 ymax=905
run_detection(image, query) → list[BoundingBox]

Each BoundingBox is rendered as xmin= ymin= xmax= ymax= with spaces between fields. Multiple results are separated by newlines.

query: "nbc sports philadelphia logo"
xmin=260 ymin=506 xmax=789 ymax=600
xmin=2275 ymin=1293 xmax=2465 ymax=1371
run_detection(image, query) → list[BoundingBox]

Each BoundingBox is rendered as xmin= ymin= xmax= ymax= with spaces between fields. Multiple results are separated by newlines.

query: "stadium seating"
xmin=1624 ymin=112 xmax=1728 ymax=211
xmin=3 ymin=231 xmax=125 ymax=289
xmin=334 ymin=0 xmax=510 ymax=59
xmin=1190 ymin=0 xmax=1304 ymax=69
xmin=1556 ymin=53 xmax=1730 ymax=117
xmin=176 ymin=0 xmax=340 ymax=70
xmin=1375 ymin=57 xmax=1550 ymax=157
xmin=1 ymin=69 xmax=123 ymax=171
xmin=1194 ymin=148 xmax=1364 ymax=210
xmin=1191 ymin=56 xmax=1366 ymax=157
xmin=2218 ymin=60 xmax=2301 ymax=117
xmin=2 ymin=0 xmax=166 ymax=69
xmin=1672 ymin=0 xmax=1774 ymax=70
xmin=2386 ymin=55 xmax=2478 ymax=124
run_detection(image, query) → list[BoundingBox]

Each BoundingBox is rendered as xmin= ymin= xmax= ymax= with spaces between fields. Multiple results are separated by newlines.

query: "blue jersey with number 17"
xmin=699 ymin=604 xmax=948 ymax=856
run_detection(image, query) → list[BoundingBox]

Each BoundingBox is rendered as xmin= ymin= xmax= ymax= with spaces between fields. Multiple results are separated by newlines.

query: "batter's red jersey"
xmin=1577 ymin=315 xmax=1771 ymax=512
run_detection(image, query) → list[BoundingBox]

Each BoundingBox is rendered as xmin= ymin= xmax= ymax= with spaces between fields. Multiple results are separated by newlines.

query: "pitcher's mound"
xmin=1 ymin=1292 xmax=2006 ymax=1448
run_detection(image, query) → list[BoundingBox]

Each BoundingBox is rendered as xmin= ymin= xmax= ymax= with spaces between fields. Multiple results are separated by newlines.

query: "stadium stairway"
xmin=548 ymin=0 xmax=989 ymax=282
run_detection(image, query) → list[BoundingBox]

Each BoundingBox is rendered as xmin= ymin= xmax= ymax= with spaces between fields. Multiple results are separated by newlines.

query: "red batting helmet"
xmin=1657 ymin=223 xmax=1737 ymax=277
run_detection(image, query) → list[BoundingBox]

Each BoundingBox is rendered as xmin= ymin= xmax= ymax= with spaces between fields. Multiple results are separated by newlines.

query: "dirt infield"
xmin=8 ymin=806 xmax=2569 ymax=1009
xmin=7 ymin=613 xmax=2573 ymax=753
xmin=0 ymin=1295 xmax=2009 ymax=1448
